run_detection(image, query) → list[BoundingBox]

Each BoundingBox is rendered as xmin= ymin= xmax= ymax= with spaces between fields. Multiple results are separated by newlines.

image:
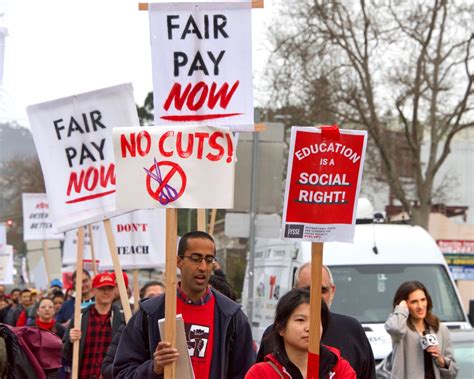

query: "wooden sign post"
xmin=103 ymin=219 xmax=132 ymax=323
xmin=308 ymin=243 xmax=324 ymax=379
xmin=208 ymin=209 xmax=217 ymax=236
xmin=164 ymin=208 xmax=178 ymax=379
xmin=133 ymin=269 xmax=140 ymax=312
xmin=71 ymin=227 xmax=84 ymax=379
xmin=42 ymin=240 xmax=51 ymax=284
xmin=87 ymin=224 xmax=98 ymax=276
xmin=197 ymin=209 xmax=206 ymax=232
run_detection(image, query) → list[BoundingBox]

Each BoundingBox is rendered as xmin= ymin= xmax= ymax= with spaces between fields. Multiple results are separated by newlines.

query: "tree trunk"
xmin=411 ymin=203 xmax=431 ymax=230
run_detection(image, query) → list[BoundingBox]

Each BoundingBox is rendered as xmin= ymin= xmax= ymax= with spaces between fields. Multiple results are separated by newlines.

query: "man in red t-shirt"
xmin=113 ymin=231 xmax=255 ymax=379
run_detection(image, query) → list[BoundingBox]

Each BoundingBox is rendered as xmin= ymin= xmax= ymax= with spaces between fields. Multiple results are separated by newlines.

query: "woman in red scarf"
xmin=28 ymin=298 xmax=66 ymax=339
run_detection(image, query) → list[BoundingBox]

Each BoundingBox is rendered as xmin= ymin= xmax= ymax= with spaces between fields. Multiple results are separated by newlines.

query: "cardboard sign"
xmin=0 ymin=245 xmax=14 ymax=285
xmin=113 ymin=125 xmax=235 ymax=209
xmin=282 ymin=127 xmax=367 ymax=243
xmin=148 ymin=1 xmax=254 ymax=130
xmin=27 ymin=83 xmax=139 ymax=232
xmin=22 ymin=193 xmax=65 ymax=241
xmin=62 ymin=209 xmax=166 ymax=270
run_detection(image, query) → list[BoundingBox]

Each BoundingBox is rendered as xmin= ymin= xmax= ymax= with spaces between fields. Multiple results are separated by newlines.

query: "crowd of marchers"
xmin=0 ymin=231 xmax=458 ymax=378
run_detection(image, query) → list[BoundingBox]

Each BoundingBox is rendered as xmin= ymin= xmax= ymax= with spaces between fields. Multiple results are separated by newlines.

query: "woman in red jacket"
xmin=245 ymin=288 xmax=355 ymax=379
xmin=28 ymin=297 xmax=66 ymax=339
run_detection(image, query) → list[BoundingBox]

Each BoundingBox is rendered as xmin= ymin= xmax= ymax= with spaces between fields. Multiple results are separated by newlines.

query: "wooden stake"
xmin=208 ymin=209 xmax=217 ymax=236
xmin=139 ymin=1 xmax=264 ymax=10
xmin=133 ymin=269 xmax=140 ymax=312
xmin=164 ymin=208 xmax=178 ymax=379
xmin=87 ymin=224 xmax=98 ymax=276
xmin=71 ymin=228 xmax=84 ymax=379
xmin=197 ymin=209 xmax=206 ymax=232
xmin=308 ymin=242 xmax=323 ymax=379
xmin=42 ymin=240 xmax=51 ymax=284
xmin=103 ymin=219 xmax=132 ymax=323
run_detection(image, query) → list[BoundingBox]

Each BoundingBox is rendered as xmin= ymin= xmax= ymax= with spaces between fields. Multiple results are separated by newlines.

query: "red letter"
xmin=163 ymin=83 xmax=192 ymax=111
xmin=137 ymin=131 xmax=151 ymax=156
xmin=186 ymin=81 xmax=208 ymax=111
xmin=117 ymin=225 xmax=124 ymax=232
xmin=121 ymin=133 xmax=136 ymax=157
xmin=206 ymin=132 xmax=225 ymax=161
xmin=66 ymin=170 xmax=85 ymax=196
xmin=176 ymin=132 xmax=194 ymax=158
xmin=84 ymin=167 xmax=98 ymax=191
xmin=100 ymin=164 xmax=116 ymax=187
xmin=159 ymin=131 xmax=174 ymax=157
xmin=194 ymin=132 xmax=209 ymax=159
xmin=208 ymin=81 xmax=239 ymax=109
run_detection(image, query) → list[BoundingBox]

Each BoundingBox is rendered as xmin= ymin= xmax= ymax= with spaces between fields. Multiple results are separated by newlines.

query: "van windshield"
xmin=329 ymin=264 xmax=465 ymax=323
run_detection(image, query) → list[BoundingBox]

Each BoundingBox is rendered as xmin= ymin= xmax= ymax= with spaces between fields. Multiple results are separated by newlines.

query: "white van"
xmin=242 ymin=223 xmax=471 ymax=360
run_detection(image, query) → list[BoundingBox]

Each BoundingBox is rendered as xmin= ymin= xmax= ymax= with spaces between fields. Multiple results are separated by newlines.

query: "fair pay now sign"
xmin=282 ymin=126 xmax=367 ymax=243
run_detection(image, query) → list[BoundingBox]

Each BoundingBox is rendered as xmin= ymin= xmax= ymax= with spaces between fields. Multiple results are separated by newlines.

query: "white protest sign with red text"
xmin=0 ymin=245 xmax=14 ymax=285
xmin=27 ymin=83 xmax=139 ymax=232
xmin=148 ymin=1 xmax=253 ymax=130
xmin=282 ymin=126 xmax=367 ymax=243
xmin=62 ymin=209 xmax=166 ymax=270
xmin=113 ymin=125 xmax=235 ymax=209
xmin=22 ymin=193 xmax=64 ymax=241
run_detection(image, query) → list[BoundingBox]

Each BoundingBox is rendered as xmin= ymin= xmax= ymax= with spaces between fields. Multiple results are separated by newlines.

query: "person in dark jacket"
xmin=113 ymin=231 xmax=255 ymax=379
xmin=101 ymin=280 xmax=165 ymax=379
xmin=246 ymin=288 xmax=355 ymax=378
xmin=62 ymin=272 xmax=125 ymax=379
xmin=257 ymin=263 xmax=376 ymax=379
xmin=28 ymin=297 xmax=66 ymax=339
xmin=56 ymin=269 xmax=94 ymax=325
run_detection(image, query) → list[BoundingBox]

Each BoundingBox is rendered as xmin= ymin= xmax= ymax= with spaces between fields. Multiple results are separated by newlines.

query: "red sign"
xmin=437 ymin=240 xmax=474 ymax=254
xmin=282 ymin=126 xmax=367 ymax=242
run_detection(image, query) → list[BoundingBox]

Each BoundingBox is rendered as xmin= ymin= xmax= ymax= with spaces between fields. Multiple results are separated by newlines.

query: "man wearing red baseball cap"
xmin=62 ymin=272 xmax=125 ymax=379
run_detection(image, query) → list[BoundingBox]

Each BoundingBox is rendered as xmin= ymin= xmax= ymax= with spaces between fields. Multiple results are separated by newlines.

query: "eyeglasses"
xmin=322 ymin=286 xmax=330 ymax=294
xmin=182 ymin=253 xmax=216 ymax=265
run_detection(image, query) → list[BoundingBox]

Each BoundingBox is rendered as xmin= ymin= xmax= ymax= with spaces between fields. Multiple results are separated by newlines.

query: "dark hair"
xmin=38 ymin=297 xmax=54 ymax=308
xmin=51 ymin=291 xmax=64 ymax=300
xmin=72 ymin=269 xmax=91 ymax=281
xmin=10 ymin=288 xmax=21 ymax=295
xmin=209 ymin=275 xmax=237 ymax=301
xmin=139 ymin=281 xmax=165 ymax=300
xmin=177 ymin=231 xmax=215 ymax=257
xmin=20 ymin=289 xmax=32 ymax=296
xmin=270 ymin=288 xmax=329 ymax=354
xmin=392 ymin=281 xmax=439 ymax=332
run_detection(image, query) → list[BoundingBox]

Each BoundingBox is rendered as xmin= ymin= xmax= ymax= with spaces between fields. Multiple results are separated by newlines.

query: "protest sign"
xmin=113 ymin=125 xmax=235 ymax=209
xmin=0 ymin=245 xmax=14 ymax=285
xmin=0 ymin=223 xmax=5 ymax=251
xmin=22 ymin=193 xmax=65 ymax=241
xmin=63 ymin=209 xmax=166 ymax=270
xmin=27 ymin=83 xmax=139 ymax=232
xmin=282 ymin=126 xmax=367 ymax=243
xmin=148 ymin=1 xmax=254 ymax=130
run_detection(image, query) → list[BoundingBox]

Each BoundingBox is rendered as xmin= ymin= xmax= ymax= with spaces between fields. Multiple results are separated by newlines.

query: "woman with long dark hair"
xmin=245 ymin=288 xmax=355 ymax=378
xmin=385 ymin=281 xmax=458 ymax=378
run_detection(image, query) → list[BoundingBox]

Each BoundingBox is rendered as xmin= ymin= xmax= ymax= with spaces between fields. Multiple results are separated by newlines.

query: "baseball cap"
xmin=50 ymin=279 xmax=63 ymax=288
xmin=92 ymin=272 xmax=116 ymax=289
xmin=112 ymin=272 xmax=129 ymax=288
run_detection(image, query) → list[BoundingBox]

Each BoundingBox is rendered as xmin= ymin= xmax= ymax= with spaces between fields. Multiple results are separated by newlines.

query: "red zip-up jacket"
xmin=245 ymin=345 xmax=356 ymax=379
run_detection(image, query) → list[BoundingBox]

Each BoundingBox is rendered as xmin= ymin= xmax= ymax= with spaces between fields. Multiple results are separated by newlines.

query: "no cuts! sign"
xmin=282 ymin=127 xmax=367 ymax=243
xmin=27 ymin=83 xmax=139 ymax=232
xmin=113 ymin=125 xmax=235 ymax=209
xmin=63 ymin=209 xmax=166 ymax=270
xmin=22 ymin=193 xmax=64 ymax=241
xmin=148 ymin=1 xmax=253 ymax=130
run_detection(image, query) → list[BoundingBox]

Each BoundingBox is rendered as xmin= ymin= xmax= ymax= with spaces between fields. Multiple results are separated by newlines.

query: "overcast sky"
xmin=0 ymin=0 xmax=276 ymax=125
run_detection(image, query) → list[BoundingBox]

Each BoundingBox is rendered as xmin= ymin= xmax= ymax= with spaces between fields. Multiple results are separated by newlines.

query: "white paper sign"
xmin=31 ymin=256 xmax=49 ymax=290
xmin=149 ymin=1 xmax=254 ymax=130
xmin=27 ymin=83 xmax=139 ymax=232
xmin=0 ymin=223 xmax=5 ymax=251
xmin=63 ymin=209 xmax=166 ymax=270
xmin=22 ymin=193 xmax=65 ymax=241
xmin=0 ymin=245 xmax=14 ymax=285
xmin=113 ymin=125 xmax=235 ymax=209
